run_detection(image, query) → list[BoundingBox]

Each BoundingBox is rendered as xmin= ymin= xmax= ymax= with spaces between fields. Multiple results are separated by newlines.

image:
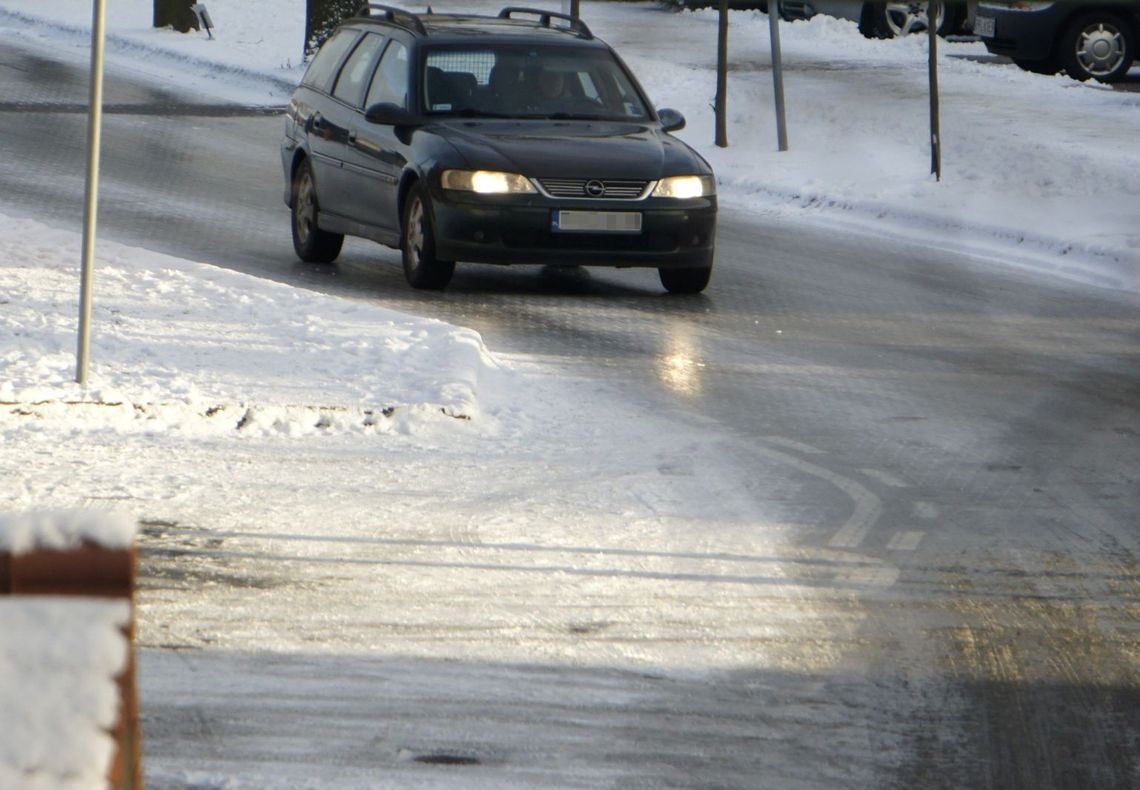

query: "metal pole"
xmin=714 ymin=0 xmax=728 ymax=147
xmin=768 ymin=3 xmax=788 ymax=152
xmin=928 ymin=0 xmax=942 ymax=180
xmin=77 ymin=0 xmax=107 ymax=384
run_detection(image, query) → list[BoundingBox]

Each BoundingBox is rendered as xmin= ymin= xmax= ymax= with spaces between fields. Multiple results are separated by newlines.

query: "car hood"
xmin=431 ymin=120 xmax=711 ymax=180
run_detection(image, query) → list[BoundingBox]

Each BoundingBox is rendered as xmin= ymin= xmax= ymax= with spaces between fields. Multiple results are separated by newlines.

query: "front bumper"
xmin=430 ymin=192 xmax=718 ymax=269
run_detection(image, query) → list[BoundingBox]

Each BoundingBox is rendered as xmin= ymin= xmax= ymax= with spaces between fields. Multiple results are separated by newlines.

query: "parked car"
xmin=676 ymin=1 xmax=975 ymax=38
xmin=974 ymin=1 xmax=1140 ymax=82
xmin=786 ymin=1 xmax=975 ymax=38
xmin=281 ymin=4 xmax=717 ymax=293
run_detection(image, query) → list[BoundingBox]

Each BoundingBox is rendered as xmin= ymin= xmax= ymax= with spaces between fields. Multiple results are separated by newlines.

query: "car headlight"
xmin=651 ymin=175 xmax=716 ymax=199
xmin=440 ymin=170 xmax=536 ymax=194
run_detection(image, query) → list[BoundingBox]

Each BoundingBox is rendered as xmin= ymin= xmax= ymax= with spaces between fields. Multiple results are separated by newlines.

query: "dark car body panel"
xmin=280 ymin=9 xmax=717 ymax=279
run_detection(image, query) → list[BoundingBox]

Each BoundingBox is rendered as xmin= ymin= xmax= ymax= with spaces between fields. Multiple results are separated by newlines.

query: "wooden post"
xmin=928 ymin=0 xmax=942 ymax=180
xmin=715 ymin=0 xmax=729 ymax=148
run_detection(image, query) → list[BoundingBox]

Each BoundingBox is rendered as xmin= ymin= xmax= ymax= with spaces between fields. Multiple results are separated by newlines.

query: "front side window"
xmin=365 ymin=40 xmax=410 ymax=109
xmin=302 ymin=29 xmax=359 ymax=92
xmin=333 ymin=33 xmax=387 ymax=106
xmin=421 ymin=45 xmax=651 ymax=121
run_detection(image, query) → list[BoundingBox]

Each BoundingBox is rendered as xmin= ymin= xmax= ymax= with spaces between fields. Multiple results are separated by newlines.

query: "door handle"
xmin=311 ymin=112 xmax=326 ymax=131
xmin=347 ymin=130 xmax=358 ymax=144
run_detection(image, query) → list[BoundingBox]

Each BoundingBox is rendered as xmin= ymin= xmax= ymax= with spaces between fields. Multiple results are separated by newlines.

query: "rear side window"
xmin=333 ymin=33 xmax=387 ymax=106
xmin=364 ymin=40 xmax=410 ymax=109
xmin=301 ymin=29 xmax=359 ymax=92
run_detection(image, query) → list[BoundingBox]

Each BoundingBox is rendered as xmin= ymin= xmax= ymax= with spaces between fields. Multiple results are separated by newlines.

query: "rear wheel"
xmin=859 ymin=2 xmax=961 ymax=39
xmin=402 ymin=183 xmax=455 ymax=290
xmin=1058 ymin=12 xmax=1134 ymax=83
xmin=291 ymin=159 xmax=343 ymax=263
xmin=659 ymin=264 xmax=712 ymax=295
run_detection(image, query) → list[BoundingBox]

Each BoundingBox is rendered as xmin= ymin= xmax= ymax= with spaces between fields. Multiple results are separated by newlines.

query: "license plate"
xmin=552 ymin=210 xmax=642 ymax=233
xmin=973 ymin=15 xmax=995 ymax=38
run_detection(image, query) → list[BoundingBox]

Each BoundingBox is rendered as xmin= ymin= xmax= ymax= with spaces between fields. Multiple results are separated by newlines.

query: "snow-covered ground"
xmin=1 ymin=1 xmax=1138 ymax=786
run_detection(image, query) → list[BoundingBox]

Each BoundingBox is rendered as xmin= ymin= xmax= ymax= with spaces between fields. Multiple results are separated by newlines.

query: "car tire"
xmin=1012 ymin=57 xmax=1061 ymax=76
xmin=1058 ymin=12 xmax=1135 ymax=83
xmin=291 ymin=159 xmax=344 ymax=263
xmin=659 ymin=264 xmax=712 ymax=295
xmin=859 ymin=2 xmax=959 ymax=39
xmin=402 ymin=183 xmax=455 ymax=290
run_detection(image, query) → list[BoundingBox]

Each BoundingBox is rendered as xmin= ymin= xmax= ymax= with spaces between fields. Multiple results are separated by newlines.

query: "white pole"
xmin=76 ymin=0 xmax=107 ymax=384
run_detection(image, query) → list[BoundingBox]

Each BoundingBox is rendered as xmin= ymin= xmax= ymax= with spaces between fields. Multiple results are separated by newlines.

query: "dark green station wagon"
xmin=281 ymin=4 xmax=717 ymax=292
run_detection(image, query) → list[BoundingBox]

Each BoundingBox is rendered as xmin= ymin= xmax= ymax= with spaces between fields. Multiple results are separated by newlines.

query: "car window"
xmin=422 ymin=44 xmax=650 ymax=121
xmin=364 ymin=40 xmax=410 ymax=109
xmin=332 ymin=33 xmax=387 ymax=107
xmin=301 ymin=29 xmax=359 ymax=93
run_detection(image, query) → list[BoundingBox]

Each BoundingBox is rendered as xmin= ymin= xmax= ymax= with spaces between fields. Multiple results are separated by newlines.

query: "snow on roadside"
xmin=0 ymin=214 xmax=503 ymax=433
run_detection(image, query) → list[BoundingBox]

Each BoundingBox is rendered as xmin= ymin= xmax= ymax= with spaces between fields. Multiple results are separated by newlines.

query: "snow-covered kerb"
xmin=0 ymin=510 xmax=137 ymax=554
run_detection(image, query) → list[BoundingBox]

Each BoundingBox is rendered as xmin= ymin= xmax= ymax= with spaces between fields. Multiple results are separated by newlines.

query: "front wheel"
xmin=659 ymin=264 xmax=712 ymax=295
xmin=291 ymin=159 xmax=343 ymax=263
xmin=1058 ymin=13 xmax=1134 ymax=83
xmin=402 ymin=184 xmax=455 ymax=290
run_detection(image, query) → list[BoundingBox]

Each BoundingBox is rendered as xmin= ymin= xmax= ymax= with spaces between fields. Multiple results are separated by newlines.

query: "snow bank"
xmin=0 ymin=214 xmax=505 ymax=434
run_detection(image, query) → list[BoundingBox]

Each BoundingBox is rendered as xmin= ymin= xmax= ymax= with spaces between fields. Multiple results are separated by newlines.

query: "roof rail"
xmin=497 ymin=6 xmax=593 ymax=39
xmin=355 ymin=4 xmax=427 ymax=35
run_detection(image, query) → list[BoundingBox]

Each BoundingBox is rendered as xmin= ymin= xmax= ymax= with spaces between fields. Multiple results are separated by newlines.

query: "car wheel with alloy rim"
xmin=402 ymin=183 xmax=455 ymax=290
xmin=859 ymin=2 xmax=960 ymax=39
xmin=291 ymin=159 xmax=344 ymax=263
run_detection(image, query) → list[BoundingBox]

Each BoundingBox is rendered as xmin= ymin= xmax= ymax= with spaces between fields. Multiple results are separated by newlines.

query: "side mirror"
xmin=364 ymin=102 xmax=421 ymax=127
xmin=657 ymin=108 xmax=686 ymax=133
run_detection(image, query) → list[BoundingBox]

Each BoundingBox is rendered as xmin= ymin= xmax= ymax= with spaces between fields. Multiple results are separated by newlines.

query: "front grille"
xmin=537 ymin=178 xmax=650 ymax=200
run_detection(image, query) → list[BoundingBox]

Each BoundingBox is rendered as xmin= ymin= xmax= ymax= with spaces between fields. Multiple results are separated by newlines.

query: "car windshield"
xmin=421 ymin=44 xmax=652 ymax=121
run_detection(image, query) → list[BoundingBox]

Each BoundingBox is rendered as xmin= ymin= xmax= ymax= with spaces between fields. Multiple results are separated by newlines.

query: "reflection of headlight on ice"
xmin=651 ymin=175 xmax=716 ymax=199
xmin=658 ymin=333 xmax=705 ymax=396
xmin=440 ymin=170 xmax=537 ymax=194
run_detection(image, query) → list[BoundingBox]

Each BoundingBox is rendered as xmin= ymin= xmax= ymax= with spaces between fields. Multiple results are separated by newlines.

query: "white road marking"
xmin=859 ymin=468 xmax=909 ymax=488
xmin=886 ymin=531 xmax=924 ymax=551
xmin=755 ymin=439 xmax=883 ymax=549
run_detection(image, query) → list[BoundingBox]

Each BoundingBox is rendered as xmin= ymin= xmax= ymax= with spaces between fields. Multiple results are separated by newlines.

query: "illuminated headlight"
xmin=651 ymin=175 xmax=716 ymax=199
xmin=440 ymin=170 xmax=536 ymax=194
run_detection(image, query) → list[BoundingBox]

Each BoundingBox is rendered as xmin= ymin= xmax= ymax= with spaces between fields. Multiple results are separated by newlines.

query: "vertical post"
xmin=77 ymin=0 xmax=107 ymax=385
xmin=768 ymin=4 xmax=788 ymax=152
xmin=714 ymin=0 xmax=728 ymax=148
xmin=928 ymin=0 xmax=942 ymax=181
xmin=570 ymin=0 xmax=580 ymax=19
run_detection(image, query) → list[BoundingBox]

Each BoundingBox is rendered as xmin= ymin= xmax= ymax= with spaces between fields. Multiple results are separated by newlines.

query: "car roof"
xmin=342 ymin=5 xmax=606 ymax=47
